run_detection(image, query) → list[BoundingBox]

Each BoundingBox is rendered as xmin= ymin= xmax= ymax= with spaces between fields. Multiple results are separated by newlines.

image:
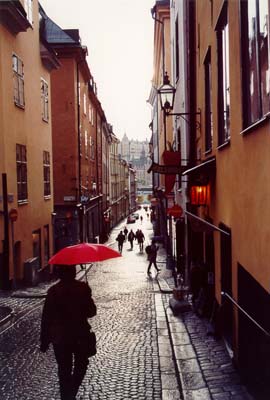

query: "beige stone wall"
xmin=0 ymin=0 xmax=53 ymax=279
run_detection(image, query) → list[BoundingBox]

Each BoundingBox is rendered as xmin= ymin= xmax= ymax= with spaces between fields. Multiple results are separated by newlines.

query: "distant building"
xmin=120 ymin=134 xmax=152 ymax=187
xmin=120 ymin=133 xmax=149 ymax=161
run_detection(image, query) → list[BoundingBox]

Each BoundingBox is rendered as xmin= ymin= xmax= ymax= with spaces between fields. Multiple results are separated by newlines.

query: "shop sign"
xmin=63 ymin=196 xmax=76 ymax=202
xmin=148 ymin=162 xmax=180 ymax=175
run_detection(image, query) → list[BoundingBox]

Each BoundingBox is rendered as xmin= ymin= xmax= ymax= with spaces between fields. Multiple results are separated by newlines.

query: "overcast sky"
xmin=40 ymin=0 xmax=154 ymax=142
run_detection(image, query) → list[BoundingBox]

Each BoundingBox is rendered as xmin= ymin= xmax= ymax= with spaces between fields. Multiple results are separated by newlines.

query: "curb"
xmin=157 ymin=277 xmax=174 ymax=294
xmin=163 ymin=296 xmax=212 ymax=400
xmin=0 ymin=264 xmax=92 ymax=328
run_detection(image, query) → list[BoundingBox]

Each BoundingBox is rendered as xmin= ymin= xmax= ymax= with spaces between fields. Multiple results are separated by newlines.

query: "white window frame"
xmin=12 ymin=54 xmax=25 ymax=108
xmin=24 ymin=0 xmax=33 ymax=25
xmin=85 ymin=130 xmax=88 ymax=159
xmin=41 ymin=78 xmax=49 ymax=122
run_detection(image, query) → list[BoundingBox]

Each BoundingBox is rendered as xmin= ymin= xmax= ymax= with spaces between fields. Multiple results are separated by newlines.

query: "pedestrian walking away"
xmin=136 ymin=229 xmax=145 ymax=252
xmin=116 ymin=230 xmax=125 ymax=253
xmin=140 ymin=215 xmax=143 ymax=224
xmin=128 ymin=229 xmax=135 ymax=250
xmin=40 ymin=265 xmax=97 ymax=400
xmin=147 ymin=240 xmax=160 ymax=275
xmin=123 ymin=226 xmax=128 ymax=241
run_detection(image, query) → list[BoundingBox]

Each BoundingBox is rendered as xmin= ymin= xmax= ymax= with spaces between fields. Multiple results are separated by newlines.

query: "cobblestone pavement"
xmin=162 ymin=294 xmax=254 ymax=400
xmin=0 ymin=210 xmax=257 ymax=400
xmin=0 ymin=214 xmax=169 ymax=400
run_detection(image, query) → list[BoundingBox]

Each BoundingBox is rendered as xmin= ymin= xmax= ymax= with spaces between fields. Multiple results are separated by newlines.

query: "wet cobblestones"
xmin=0 ymin=234 xmax=164 ymax=399
xmin=0 ymin=215 xmax=256 ymax=400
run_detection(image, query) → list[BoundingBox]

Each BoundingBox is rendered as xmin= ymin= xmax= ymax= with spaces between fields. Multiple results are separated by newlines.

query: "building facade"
xmin=40 ymin=10 xmax=104 ymax=249
xmin=0 ymin=0 xmax=57 ymax=288
xmin=150 ymin=0 xmax=270 ymax=393
xmin=190 ymin=0 xmax=270 ymax=391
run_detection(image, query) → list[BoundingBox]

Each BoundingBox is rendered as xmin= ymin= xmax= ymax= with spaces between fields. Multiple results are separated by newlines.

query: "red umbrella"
xmin=48 ymin=242 xmax=121 ymax=265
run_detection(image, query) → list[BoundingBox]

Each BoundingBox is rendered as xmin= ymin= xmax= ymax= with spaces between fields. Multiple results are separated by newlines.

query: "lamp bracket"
xmin=165 ymin=110 xmax=201 ymax=131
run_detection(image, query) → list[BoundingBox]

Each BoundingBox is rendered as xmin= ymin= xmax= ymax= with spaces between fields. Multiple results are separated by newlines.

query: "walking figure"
xmin=140 ymin=215 xmax=143 ymax=224
xmin=116 ymin=230 xmax=125 ymax=253
xmin=40 ymin=265 xmax=97 ymax=400
xmin=147 ymin=240 xmax=160 ymax=275
xmin=136 ymin=229 xmax=145 ymax=252
xmin=123 ymin=226 xmax=128 ymax=241
xmin=128 ymin=229 xmax=135 ymax=250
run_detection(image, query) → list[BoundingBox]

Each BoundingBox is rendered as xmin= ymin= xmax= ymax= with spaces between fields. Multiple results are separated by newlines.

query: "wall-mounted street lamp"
xmin=158 ymin=72 xmax=201 ymax=130
xmin=158 ymin=72 xmax=175 ymax=113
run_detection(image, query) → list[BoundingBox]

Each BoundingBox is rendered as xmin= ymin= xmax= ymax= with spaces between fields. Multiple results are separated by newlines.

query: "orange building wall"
xmin=0 ymin=0 xmax=54 ymax=279
xmin=196 ymin=0 xmax=270 ymax=356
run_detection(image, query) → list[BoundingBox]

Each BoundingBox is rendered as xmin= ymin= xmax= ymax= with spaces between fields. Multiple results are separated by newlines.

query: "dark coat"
xmin=148 ymin=243 xmax=159 ymax=262
xmin=128 ymin=231 xmax=135 ymax=242
xmin=40 ymin=279 xmax=96 ymax=351
xmin=116 ymin=232 xmax=125 ymax=244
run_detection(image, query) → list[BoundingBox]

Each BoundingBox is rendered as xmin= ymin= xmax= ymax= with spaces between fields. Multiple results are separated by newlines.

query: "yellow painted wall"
xmin=0 ymin=0 xmax=54 ymax=280
xmin=196 ymin=0 xmax=270 ymax=355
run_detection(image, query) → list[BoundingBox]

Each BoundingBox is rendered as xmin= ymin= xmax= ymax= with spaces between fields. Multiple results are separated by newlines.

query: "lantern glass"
xmin=190 ymin=185 xmax=208 ymax=206
xmin=158 ymin=73 xmax=175 ymax=112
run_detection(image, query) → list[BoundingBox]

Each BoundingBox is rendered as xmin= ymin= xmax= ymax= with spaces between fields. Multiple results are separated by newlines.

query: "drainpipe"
xmin=151 ymin=5 xmax=165 ymax=78
xmin=1 ymin=173 xmax=10 ymax=289
xmin=76 ymin=61 xmax=83 ymax=243
xmin=95 ymin=108 xmax=101 ymax=240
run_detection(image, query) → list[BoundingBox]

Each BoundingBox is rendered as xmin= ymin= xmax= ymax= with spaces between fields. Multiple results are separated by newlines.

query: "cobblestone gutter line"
xmin=162 ymin=295 xmax=253 ymax=400
xmin=153 ymin=281 xmax=182 ymax=400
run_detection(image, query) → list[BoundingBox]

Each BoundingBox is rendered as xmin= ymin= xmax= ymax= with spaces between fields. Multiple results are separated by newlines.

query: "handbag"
xmin=77 ymin=329 xmax=97 ymax=357
xmin=88 ymin=330 xmax=97 ymax=357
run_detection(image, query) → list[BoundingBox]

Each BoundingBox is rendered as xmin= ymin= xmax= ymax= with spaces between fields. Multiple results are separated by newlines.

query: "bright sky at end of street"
xmin=40 ymin=0 xmax=155 ymax=143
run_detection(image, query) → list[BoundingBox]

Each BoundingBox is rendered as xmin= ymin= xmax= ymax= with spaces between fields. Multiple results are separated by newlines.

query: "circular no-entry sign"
xmin=9 ymin=208 xmax=18 ymax=222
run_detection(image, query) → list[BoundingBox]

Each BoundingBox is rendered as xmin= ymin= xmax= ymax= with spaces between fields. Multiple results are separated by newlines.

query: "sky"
xmin=40 ymin=0 xmax=155 ymax=142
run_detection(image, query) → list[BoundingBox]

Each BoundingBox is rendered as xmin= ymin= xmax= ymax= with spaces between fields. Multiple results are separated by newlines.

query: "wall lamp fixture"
xmin=158 ymin=72 xmax=201 ymax=130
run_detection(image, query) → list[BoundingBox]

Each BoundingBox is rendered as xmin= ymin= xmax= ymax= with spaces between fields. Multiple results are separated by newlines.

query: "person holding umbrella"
xmin=40 ymin=264 xmax=97 ymax=400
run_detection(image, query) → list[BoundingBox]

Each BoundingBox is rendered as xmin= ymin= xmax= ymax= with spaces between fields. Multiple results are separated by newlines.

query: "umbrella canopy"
xmin=48 ymin=242 xmax=121 ymax=265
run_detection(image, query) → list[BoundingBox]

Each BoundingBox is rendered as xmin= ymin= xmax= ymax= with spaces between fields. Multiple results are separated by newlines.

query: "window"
xmin=43 ymin=151 xmax=51 ymax=197
xmin=83 ymin=93 xmax=87 ymax=115
xmin=175 ymin=16 xmax=180 ymax=81
xmin=24 ymin=0 xmax=33 ymax=24
xmin=89 ymin=103 xmax=94 ymax=125
xmin=216 ymin=2 xmax=230 ymax=145
xmin=241 ymin=0 xmax=270 ymax=127
xmin=16 ymin=144 xmax=28 ymax=202
xmin=204 ymin=48 xmax=213 ymax=152
xmin=12 ymin=54 xmax=25 ymax=108
xmin=85 ymin=131 xmax=88 ymax=159
xmin=41 ymin=78 xmax=49 ymax=122
xmin=90 ymin=137 xmax=95 ymax=160
xmin=78 ymin=82 xmax=81 ymax=105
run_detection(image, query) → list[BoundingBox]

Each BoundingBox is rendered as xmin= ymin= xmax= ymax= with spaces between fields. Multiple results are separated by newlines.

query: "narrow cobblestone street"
xmin=0 ymin=216 xmax=168 ymax=400
xmin=0 ymin=212 xmax=256 ymax=400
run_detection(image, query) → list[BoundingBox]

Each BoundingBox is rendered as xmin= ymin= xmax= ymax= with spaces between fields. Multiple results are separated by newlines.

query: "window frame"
xmin=41 ymin=78 xmax=49 ymax=122
xmin=204 ymin=47 xmax=213 ymax=153
xmin=16 ymin=144 xmax=28 ymax=203
xmin=12 ymin=54 xmax=25 ymax=108
xmin=240 ymin=0 xmax=270 ymax=129
xmin=175 ymin=15 xmax=180 ymax=82
xmin=85 ymin=130 xmax=88 ymax=159
xmin=24 ymin=0 xmax=33 ymax=25
xmin=43 ymin=150 xmax=51 ymax=198
xmin=216 ymin=1 xmax=230 ymax=146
